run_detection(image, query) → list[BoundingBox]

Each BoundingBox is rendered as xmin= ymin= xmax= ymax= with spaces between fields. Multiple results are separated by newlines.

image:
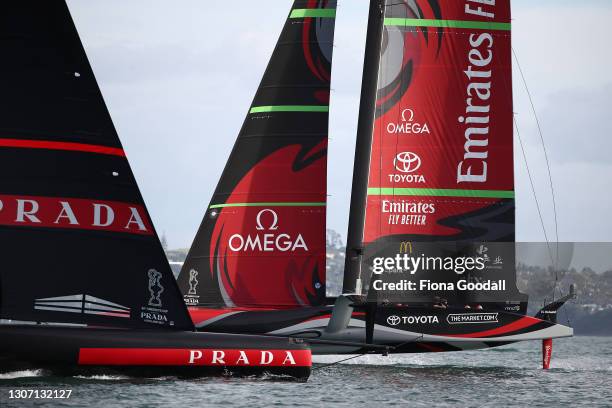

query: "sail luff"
xmin=343 ymin=0 xmax=386 ymax=295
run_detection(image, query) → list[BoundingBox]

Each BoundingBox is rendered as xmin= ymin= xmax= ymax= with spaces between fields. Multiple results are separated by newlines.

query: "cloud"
xmin=538 ymin=85 xmax=612 ymax=164
xmin=512 ymin=3 xmax=612 ymax=95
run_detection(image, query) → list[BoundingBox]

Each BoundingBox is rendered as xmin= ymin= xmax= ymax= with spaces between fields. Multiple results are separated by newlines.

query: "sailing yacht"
xmin=0 ymin=0 xmax=312 ymax=379
xmin=178 ymin=0 xmax=574 ymax=368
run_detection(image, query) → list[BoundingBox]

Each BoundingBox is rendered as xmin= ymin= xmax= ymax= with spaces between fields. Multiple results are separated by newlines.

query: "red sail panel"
xmin=357 ymin=0 xmax=524 ymax=309
xmin=365 ymin=0 xmax=513 ymax=243
xmin=206 ymin=143 xmax=327 ymax=308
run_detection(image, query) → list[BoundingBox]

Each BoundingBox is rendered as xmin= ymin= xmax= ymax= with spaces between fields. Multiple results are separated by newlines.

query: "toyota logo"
xmin=394 ymin=152 xmax=421 ymax=173
xmin=387 ymin=315 xmax=401 ymax=326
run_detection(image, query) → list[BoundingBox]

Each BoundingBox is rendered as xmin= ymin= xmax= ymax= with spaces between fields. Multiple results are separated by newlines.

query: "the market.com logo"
xmin=228 ymin=209 xmax=308 ymax=252
xmin=386 ymin=108 xmax=431 ymax=135
xmin=389 ymin=152 xmax=426 ymax=184
xmin=447 ymin=313 xmax=499 ymax=324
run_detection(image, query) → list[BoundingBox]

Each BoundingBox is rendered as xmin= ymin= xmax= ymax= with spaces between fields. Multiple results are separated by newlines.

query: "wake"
xmin=0 ymin=369 xmax=44 ymax=380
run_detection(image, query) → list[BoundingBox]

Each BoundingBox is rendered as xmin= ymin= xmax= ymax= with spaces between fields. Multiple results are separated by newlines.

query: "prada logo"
xmin=0 ymin=194 xmax=152 ymax=235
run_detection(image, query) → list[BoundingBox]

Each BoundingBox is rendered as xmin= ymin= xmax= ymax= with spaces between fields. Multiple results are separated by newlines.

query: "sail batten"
xmin=210 ymin=202 xmax=327 ymax=209
xmin=384 ymin=18 xmax=511 ymax=30
xmin=367 ymin=188 xmax=515 ymax=199
xmin=250 ymin=105 xmax=330 ymax=113
xmin=290 ymin=9 xmax=337 ymax=19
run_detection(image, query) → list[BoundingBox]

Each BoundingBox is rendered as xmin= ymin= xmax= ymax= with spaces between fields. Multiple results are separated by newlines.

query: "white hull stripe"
xmin=371 ymin=322 xmax=573 ymax=342
xmin=194 ymin=311 xmax=245 ymax=328
xmin=34 ymin=294 xmax=131 ymax=318
xmin=270 ymin=319 xmax=572 ymax=344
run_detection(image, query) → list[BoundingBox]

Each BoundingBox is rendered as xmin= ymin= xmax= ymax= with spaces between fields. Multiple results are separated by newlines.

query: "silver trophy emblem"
xmin=188 ymin=269 xmax=199 ymax=295
xmin=147 ymin=269 xmax=164 ymax=307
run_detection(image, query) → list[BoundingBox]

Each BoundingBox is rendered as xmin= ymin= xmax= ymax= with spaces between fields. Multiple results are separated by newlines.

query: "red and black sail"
xmin=178 ymin=0 xmax=337 ymax=308
xmin=0 ymin=1 xmax=193 ymax=330
xmin=344 ymin=0 xmax=527 ymax=312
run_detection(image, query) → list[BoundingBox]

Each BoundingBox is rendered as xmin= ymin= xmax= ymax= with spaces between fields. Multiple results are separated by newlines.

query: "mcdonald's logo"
xmin=399 ymin=242 xmax=413 ymax=254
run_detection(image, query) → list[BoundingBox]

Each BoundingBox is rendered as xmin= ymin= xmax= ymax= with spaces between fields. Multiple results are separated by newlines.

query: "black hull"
xmin=189 ymin=304 xmax=573 ymax=355
xmin=0 ymin=325 xmax=311 ymax=380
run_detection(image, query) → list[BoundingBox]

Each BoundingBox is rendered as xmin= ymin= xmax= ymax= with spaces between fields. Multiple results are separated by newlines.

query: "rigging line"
xmin=514 ymin=116 xmax=555 ymax=268
xmin=312 ymin=352 xmax=373 ymax=371
xmin=393 ymin=333 xmax=424 ymax=350
xmin=312 ymin=334 xmax=425 ymax=371
xmin=512 ymin=48 xmax=560 ymax=273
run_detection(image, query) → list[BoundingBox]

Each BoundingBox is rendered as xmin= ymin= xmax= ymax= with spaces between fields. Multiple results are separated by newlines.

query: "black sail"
xmin=178 ymin=0 xmax=337 ymax=308
xmin=0 ymin=1 xmax=193 ymax=330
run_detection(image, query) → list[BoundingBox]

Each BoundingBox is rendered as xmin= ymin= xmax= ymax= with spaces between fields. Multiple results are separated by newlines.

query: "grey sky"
xmin=66 ymin=0 xmax=612 ymax=248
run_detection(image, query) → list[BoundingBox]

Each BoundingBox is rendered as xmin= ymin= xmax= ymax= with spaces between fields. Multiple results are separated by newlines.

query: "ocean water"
xmin=1 ymin=336 xmax=610 ymax=407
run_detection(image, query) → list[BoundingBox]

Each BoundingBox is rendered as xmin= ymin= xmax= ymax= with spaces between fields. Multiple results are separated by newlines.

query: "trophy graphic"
xmin=147 ymin=269 xmax=164 ymax=308
xmin=188 ymin=269 xmax=199 ymax=295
